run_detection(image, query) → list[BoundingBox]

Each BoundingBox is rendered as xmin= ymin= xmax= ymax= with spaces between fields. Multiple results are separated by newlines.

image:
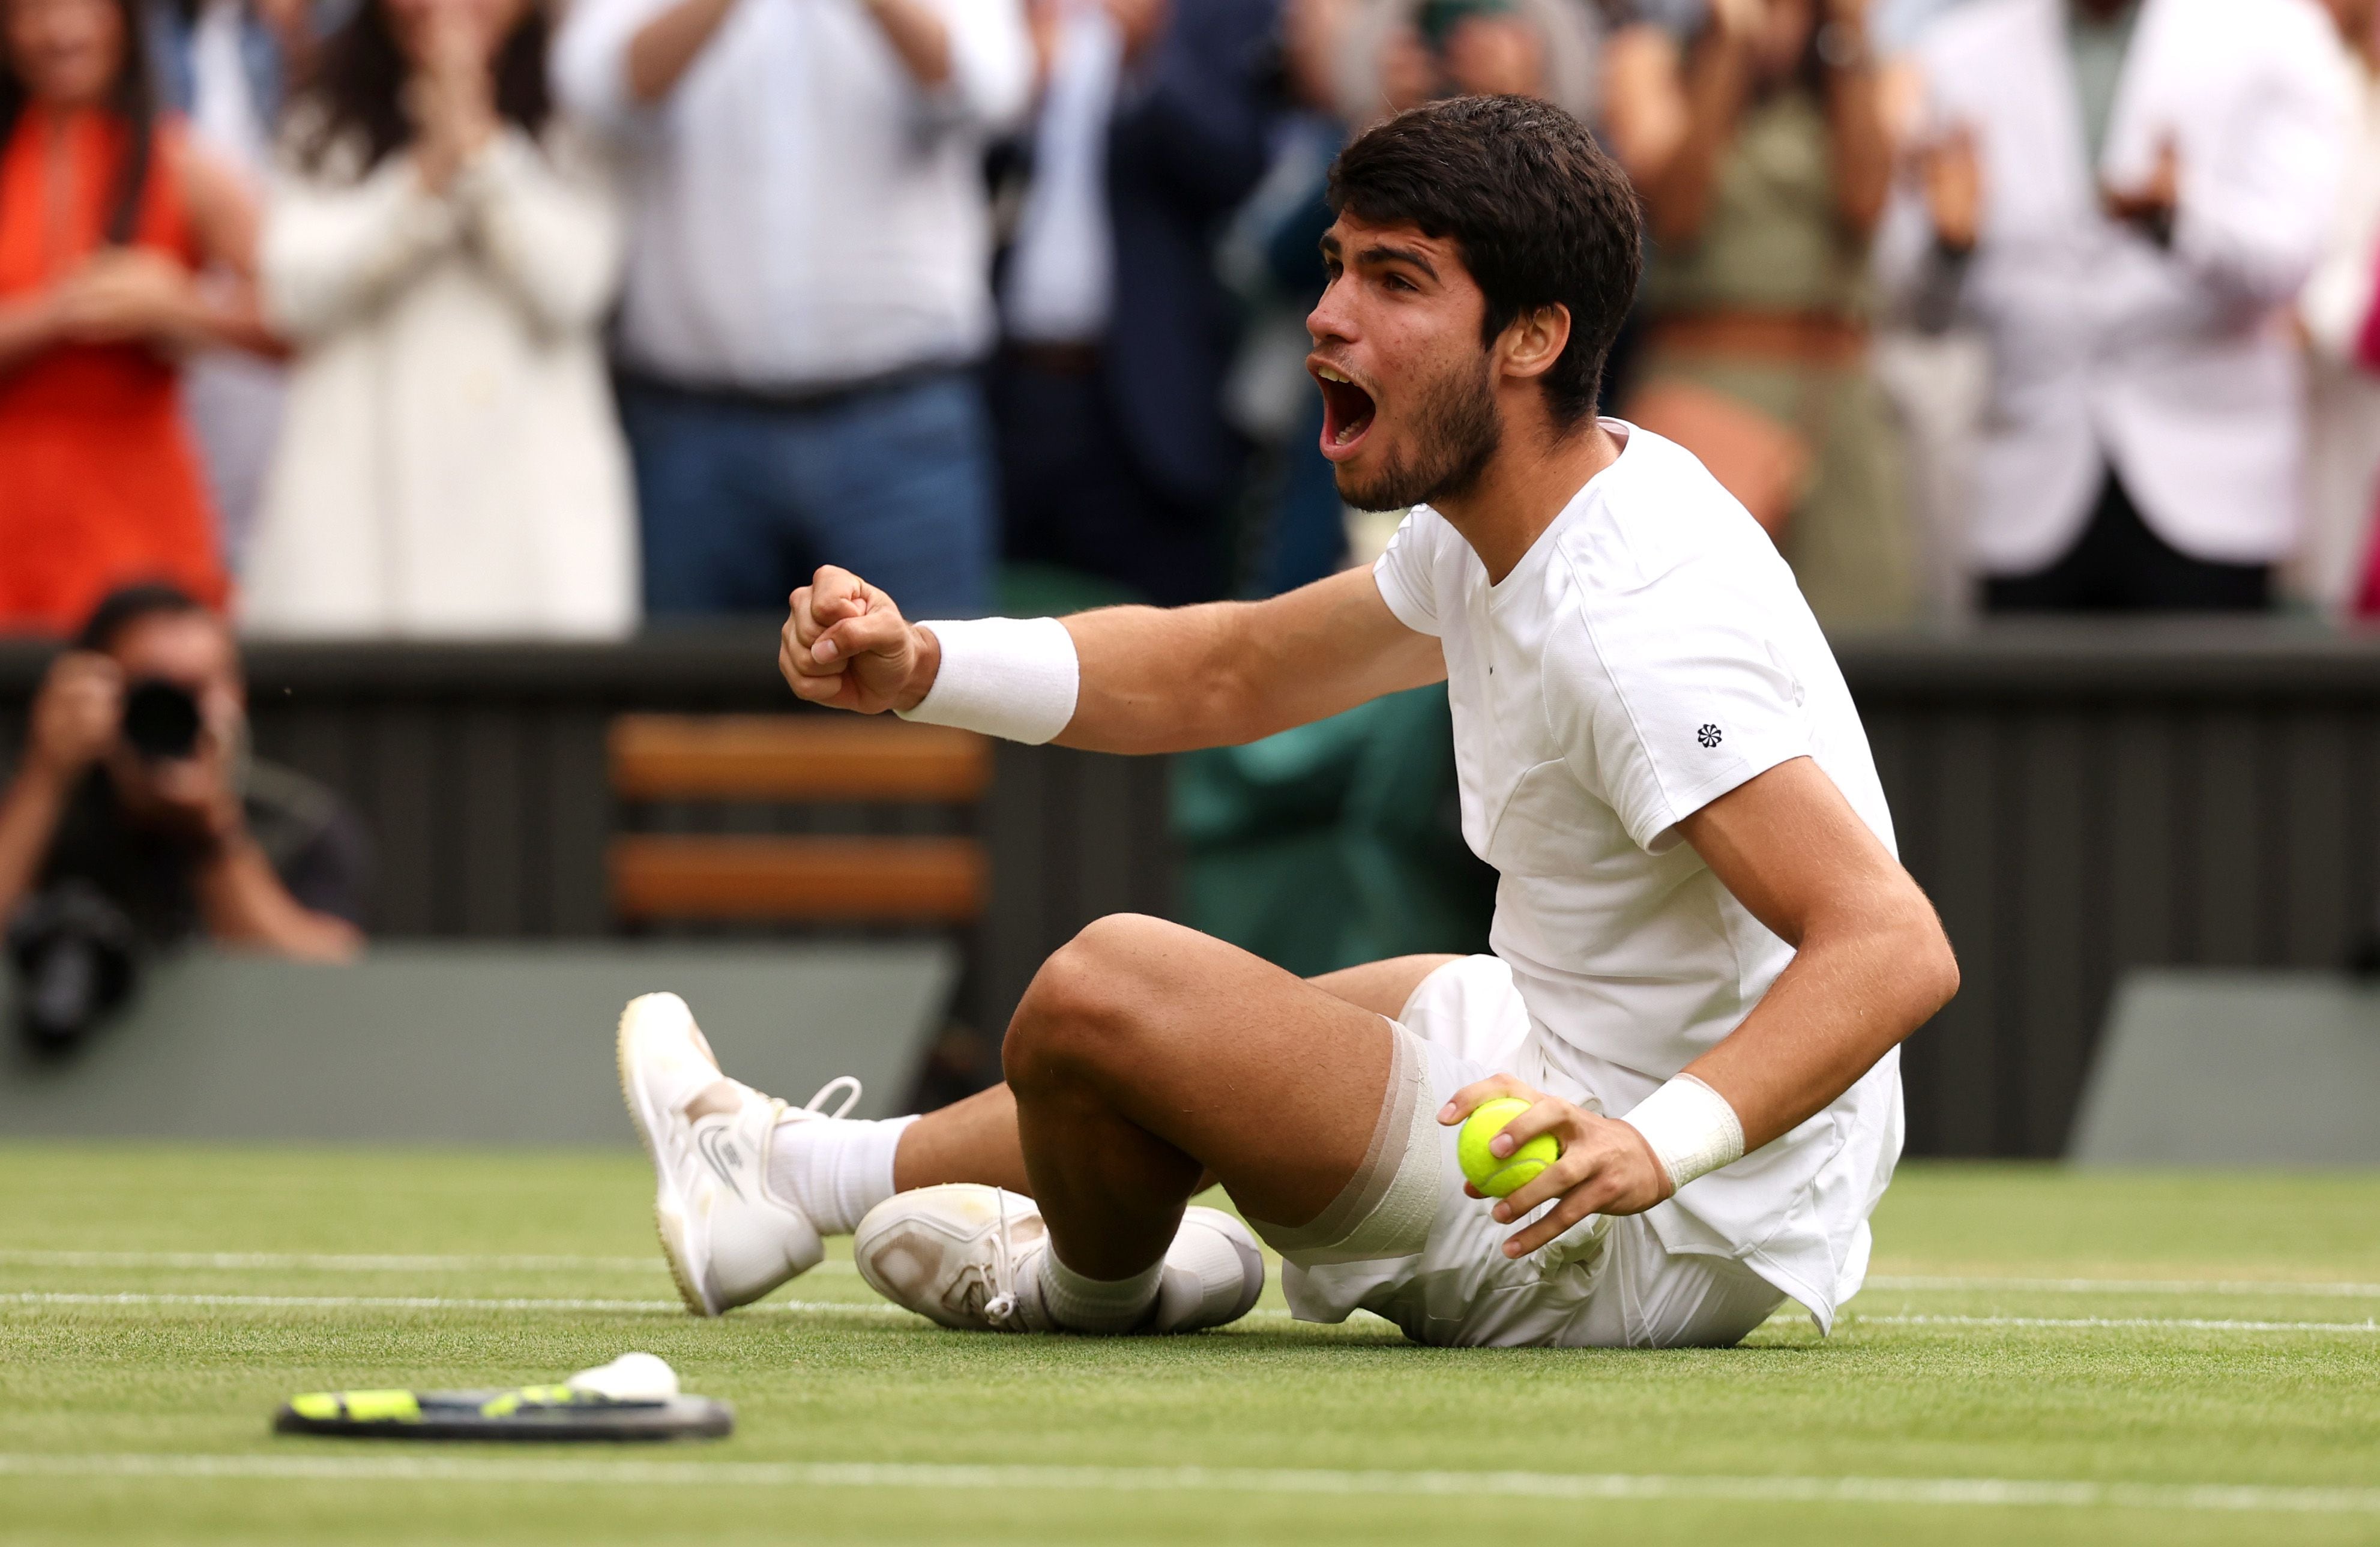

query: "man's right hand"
xmin=779 ymin=567 xmax=940 ymax=714
xmin=26 ymin=653 xmax=122 ymax=784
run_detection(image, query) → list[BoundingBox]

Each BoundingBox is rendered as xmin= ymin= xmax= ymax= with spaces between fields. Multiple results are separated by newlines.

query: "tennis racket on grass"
xmin=273 ymin=1353 xmax=731 ymax=1442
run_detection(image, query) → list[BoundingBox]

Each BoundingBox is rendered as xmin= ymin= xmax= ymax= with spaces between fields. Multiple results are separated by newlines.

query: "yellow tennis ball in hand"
xmin=1457 ymin=1097 xmax=1561 ymax=1199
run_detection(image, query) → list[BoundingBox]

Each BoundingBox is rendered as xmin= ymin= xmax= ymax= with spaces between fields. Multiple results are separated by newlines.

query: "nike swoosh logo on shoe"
xmin=694 ymin=1126 xmax=746 ymax=1202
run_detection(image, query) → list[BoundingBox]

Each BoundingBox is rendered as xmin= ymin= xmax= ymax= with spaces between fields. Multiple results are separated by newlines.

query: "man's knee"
xmin=1004 ymin=914 xmax=1190 ymax=1090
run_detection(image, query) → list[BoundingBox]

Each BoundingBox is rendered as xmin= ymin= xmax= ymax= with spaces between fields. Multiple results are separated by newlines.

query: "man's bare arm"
xmin=1443 ymin=755 xmax=1956 ymax=1256
xmin=860 ymin=0 xmax=951 ymax=86
xmin=779 ymin=564 xmax=1445 ymax=755
xmin=1055 ymin=569 xmax=1444 ymax=753
xmin=192 ymin=840 xmax=361 ymax=962
xmin=0 ymin=767 xmax=71 ymax=927
xmin=628 ymin=0 xmax=950 ymax=101
xmin=625 ymin=0 xmax=740 ymax=103
xmin=1674 ymin=755 xmax=1957 ymax=1150
xmin=0 ymin=655 xmax=122 ymax=924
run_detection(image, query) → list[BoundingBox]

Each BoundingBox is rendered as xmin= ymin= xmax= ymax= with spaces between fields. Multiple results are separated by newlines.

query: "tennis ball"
xmin=1457 ymin=1097 xmax=1559 ymax=1199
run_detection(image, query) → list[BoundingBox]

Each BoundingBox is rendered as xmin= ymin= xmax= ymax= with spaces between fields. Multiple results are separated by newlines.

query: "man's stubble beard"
xmin=1334 ymin=348 xmax=1503 ymax=514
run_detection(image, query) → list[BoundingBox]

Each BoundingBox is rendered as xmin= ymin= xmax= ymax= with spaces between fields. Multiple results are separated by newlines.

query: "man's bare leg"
xmin=1308 ymin=954 xmax=1461 ymax=1021
xmin=843 ymin=914 xmax=1414 ymax=1330
xmin=887 ymin=948 xmax=1460 ymax=1239
xmin=1003 ymin=917 xmax=1450 ymax=1280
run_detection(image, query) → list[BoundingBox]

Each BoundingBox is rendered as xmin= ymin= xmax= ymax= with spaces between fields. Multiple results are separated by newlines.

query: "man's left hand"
xmin=1439 ymin=1075 xmax=1672 ymax=1258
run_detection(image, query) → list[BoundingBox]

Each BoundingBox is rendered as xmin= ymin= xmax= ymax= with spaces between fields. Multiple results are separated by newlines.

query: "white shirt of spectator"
xmin=553 ymin=0 xmax=1032 ymax=391
xmin=1879 ymin=0 xmax=2356 ymax=574
xmin=247 ymin=125 xmax=639 ymax=638
xmin=1002 ymin=1 xmax=1121 ymax=345
xmin=1370 ymin=422 xmax=1903 ymax=1330
xmin=190 ymin=0 xmax=272 ymax=173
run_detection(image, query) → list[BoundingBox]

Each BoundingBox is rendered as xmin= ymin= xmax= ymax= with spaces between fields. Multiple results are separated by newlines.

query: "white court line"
xmin=1866 ymin=1276 xmax=2380 ymax=1298
xmin=11 ymin=1291 xmax=2373 ymax=1335
xmin=0 ymin=1453 xmax=2374 ymax=1515
xmin=1842 ymin=1313 xmax=2380 ymax=1335
xmin=0 ymin=1250 xmax=853 ymax=1276
xmin=0 ymin=1289 xmax=1315 ymax=1324
xmin=11 ymin=1254 xmax=2376 ymax=1298
xmin=2 ymin=1291 xmax=904 ymax=1317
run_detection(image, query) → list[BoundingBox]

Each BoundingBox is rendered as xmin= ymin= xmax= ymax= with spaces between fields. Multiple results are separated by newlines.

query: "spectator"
xmin=995 ymin=0 xmax=1280 ymax=606
xmin=1229 ymin=0 xmax=1607 ymax=600
xmin=2295 ymin=0 xmax=2380 ymax=616
xmin=0 ymin=585 xmax=366 ymax=985
xmin=1883 ymin=0 xmax=2354 ymax=613
xmin=553 ymin=0 xmax=1031 ymax=621
xmin=1327 ymin=0 xmax=1604 ymax=128
xmin=143 ymin=0 xmax=316 ymax=564
xmin=1613 ymin=0 xmax=1918 ymax=629
xmin=0 ymin=0 xmax=272 ymax=636
xmin=1869 ymin=0 xmax=1964 ymax=44
xmin=1861 ymin=0 xmax=1989 ymax=620
xmin=238 ymin=0 xmax=637 ymax=638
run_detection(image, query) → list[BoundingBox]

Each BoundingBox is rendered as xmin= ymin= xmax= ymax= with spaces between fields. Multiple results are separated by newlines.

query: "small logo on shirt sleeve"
xmin=1696 ymin=724 xmax=1724 ymax=749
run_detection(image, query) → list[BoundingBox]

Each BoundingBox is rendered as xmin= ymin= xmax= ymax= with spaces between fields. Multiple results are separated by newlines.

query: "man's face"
xmin=1306 ymin=213 xmax=1504 ymax=513
xmin=108 ymin=612 xmax=243 ymax=723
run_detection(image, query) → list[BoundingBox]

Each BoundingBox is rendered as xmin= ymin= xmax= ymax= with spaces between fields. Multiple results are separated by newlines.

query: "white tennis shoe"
xmin=615 ymin=991 xmax=861 ymax=1316
xmin=852 ymin=1183 xmax=1266 ymax=1334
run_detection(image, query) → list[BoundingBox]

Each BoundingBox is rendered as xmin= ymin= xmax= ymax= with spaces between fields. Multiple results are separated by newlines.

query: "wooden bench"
xmin=607 ymin=715 xmax=992 ymax=926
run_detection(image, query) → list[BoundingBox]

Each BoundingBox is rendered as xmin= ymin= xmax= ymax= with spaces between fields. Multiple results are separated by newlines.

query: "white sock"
xmin=1035 ymin=1251 xmax=1164 ymax=1334
xmin=768 ymin=1113 xmax=918 ymax=1236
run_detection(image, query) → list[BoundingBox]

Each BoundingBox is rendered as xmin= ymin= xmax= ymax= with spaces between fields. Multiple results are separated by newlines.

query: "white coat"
xmin=1881 ymin=0 xmax=2355 ymax=574
xmin=2295 ymin=58 xmax=2380 ymax=612
xmin=244 ymin=122 xmax=639 ymax=638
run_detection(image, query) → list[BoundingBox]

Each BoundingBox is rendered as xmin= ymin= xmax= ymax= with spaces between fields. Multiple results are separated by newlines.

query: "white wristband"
xmin=895 ymin=617 xmax=1080 ymax=745
xmin=1619 ymin=1075 xmax=1745 ymax=1195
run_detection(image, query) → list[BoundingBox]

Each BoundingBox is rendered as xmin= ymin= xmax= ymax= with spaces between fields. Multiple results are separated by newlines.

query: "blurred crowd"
xmin=4 ymin=0 xmax=2380 ymax=639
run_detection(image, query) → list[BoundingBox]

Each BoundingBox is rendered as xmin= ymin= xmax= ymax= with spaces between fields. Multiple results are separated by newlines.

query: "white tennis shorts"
xmin=1248 ymin=955 xmax=1786 ymax=1348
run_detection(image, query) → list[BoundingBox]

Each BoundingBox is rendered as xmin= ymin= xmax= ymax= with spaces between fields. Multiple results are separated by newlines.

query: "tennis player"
xmin=615 ymin=94 xmax=1957 ymax=1348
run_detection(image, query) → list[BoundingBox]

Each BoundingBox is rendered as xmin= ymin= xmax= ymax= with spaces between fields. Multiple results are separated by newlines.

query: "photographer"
xmin=0 ymin=587 xmax=364 ymax=1036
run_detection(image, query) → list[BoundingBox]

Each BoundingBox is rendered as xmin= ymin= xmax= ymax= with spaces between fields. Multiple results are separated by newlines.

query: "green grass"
xmin=2 ymin=1147 xmax=2377 ymax=1545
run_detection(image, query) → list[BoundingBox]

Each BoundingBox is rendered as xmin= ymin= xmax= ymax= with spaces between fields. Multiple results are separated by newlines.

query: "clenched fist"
xmin=779 ymin=566 xmax=941 ymax=714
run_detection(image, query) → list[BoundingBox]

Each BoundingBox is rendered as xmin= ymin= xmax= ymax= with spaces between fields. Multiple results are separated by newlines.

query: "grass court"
xmin=2 ymin=1145 xmax=2376 ymax=1545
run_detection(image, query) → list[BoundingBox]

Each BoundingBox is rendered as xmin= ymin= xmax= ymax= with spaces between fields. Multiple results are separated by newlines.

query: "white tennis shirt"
xmin=1372 ymin=422 xmax=1904 ymax=1329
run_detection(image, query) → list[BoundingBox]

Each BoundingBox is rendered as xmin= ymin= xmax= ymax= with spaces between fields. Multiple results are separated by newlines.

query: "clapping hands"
xmin=46 ymin=249 xmax=202 ymax=351
xmin=402 ymin=0 xmax=502 ymax=194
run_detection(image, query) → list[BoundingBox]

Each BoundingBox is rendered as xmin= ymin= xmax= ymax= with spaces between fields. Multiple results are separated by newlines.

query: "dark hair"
xmin=1327 ymin=95 xmax=1642 ymax=428
xmin=73 ymin=583 xmax=209 ymax=654
xmin=294 ymin=0 xmax=550 ymax=173
xmin=0 ymin=0 xmax=158 ymax=243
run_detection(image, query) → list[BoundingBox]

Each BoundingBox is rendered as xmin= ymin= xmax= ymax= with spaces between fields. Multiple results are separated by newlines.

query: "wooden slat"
xmin=609 ymin=715 xmax=991 ymax=803
xmin=609 ymin=835 xmax=986 ymax=923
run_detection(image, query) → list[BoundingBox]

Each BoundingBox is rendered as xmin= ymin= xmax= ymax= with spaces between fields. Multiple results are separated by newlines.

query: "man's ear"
xmin=1497 ymin=304 xmax=1573 ymax=383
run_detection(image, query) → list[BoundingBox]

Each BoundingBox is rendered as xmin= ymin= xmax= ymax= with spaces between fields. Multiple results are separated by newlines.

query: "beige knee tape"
xmin=1249 ymin=1021 xmax=1442 ymax=1265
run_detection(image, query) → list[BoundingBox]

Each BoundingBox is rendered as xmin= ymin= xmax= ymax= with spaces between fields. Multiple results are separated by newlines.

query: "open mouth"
xmin=1312 ymin=361 xmax=1376 ymax=460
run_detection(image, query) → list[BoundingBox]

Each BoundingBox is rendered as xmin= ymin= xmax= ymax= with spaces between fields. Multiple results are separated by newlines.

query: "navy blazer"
xmin=1100 ymin=0 xmax=1282 ymax=516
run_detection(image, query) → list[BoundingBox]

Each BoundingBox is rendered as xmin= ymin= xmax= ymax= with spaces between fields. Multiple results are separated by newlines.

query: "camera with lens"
xmin=121 ymin=678 xmax=203 ymax=762
xmin=4 ymin=683 xmax=188 ymax=1052
xmin=8 ymin=881 xmax=140 ymax=1054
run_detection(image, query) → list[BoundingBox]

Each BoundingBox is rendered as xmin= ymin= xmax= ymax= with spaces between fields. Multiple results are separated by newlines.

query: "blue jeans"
xmin=620 ymin=371 xmax=995 ymax=620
